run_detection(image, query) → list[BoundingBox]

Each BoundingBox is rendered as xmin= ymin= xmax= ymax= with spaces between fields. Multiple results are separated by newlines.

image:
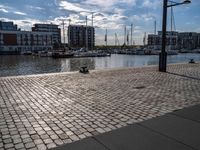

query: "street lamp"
xmin=159 ymin=0 xmax=191 ymax=72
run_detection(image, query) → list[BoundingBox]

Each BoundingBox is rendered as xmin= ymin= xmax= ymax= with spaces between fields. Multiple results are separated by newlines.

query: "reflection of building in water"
xmin=69 ymin=58 xmax=95 ymax=71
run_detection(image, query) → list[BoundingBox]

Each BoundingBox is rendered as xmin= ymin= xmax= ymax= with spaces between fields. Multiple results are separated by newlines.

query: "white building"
xmin=0 ymin=30 xmax=53 ymax=54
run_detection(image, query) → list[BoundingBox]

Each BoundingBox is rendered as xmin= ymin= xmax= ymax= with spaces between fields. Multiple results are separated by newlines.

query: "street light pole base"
xmin=159 ymin=52 xmax=167 ymax=72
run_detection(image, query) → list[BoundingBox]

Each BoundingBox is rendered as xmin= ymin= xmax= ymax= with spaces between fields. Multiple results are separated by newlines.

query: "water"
xmin=0 ymin=53 xmax=200 ymax=77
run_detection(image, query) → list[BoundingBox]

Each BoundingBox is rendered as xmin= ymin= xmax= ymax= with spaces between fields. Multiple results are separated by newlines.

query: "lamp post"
xmin=159 ymin=0 xmax=191 ymax=72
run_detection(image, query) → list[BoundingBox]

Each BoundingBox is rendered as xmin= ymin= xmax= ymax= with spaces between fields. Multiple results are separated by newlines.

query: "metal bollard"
xmin=79 ymin=66 xmax=89 ymax=74
xmin=189 ymin=59 xmax=195 ymax=64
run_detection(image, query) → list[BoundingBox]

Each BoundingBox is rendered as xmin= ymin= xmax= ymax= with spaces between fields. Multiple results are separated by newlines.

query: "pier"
xmin=0 ymin=63 xmax=200 ymax=149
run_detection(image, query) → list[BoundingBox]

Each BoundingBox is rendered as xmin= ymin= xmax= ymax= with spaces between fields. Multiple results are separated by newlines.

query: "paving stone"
xmin=47 ymin=143 xmax=57 ymax=149
xmin=13 ymin=138 xmax=22 ymax=144
xmin=0 ymin=63 xmax=200 ymax=149
xmin=37 ymin=144 xmax=47 ymax=150
xmin=4 ymin=143 xmax=14 ymax=149
xmin=15 ymin=143 xmax=25 ymax=149
xmin=0 ymin=143 xmax=3 ymax=148
xmin=34 ymin=139 xmax=43 ymax=145
xmin=25 ymin=142 xmax=35 ymax=149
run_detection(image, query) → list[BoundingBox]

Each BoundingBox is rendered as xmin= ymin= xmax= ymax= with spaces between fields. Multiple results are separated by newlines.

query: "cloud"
xmin=0 ymin=4 xmax=10 ymax=13
xmin=0 ymin=18 xmax=44 ymax=31
xmin=83 ymin=0 xmax=137 ymax=9
xmin=27 ymin=6 xmax=45 ymax=10
xmin=13 ymin=11 xmax=27 ymax=16
xmin=58 ymin=1 xmax=90 ymax=13
xmin=142 ymin=0 xmax=161 ymax=9
xmin=0 ymin=8 xmax=8 ymax=13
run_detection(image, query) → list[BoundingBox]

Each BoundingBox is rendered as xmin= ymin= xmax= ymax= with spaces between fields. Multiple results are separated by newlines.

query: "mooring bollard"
xmin=189 ymin=59 xmax=195 ymax=64
xmin=79 ymin=66 xmax=89 ymax=74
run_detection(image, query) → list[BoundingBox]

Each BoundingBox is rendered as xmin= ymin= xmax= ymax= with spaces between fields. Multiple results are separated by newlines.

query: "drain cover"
xmin=134 ymin=86 xmax=146 ymax=89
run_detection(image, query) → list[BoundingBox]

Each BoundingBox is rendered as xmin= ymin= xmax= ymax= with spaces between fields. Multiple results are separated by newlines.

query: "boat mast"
xmin=115 ymin=33 xmax=117 ymax=46
xmin=67 ymin=19 xmax=71 ymax=49
xmin=124 ymin=25 xmax=126 ymax=46
xmin=154 ymin=19 xmax=157 ymax=50
xmin=127 ymin=30 xmax=129 ymax=46
xmin=131 ymin=24 xmax=133 ymax=46
xmin=85 ymin=16 xmax=88 ymax=51
xmin=143 ymin=32 xmax=146 ymax=46
xmin=61 ymin=19 xmax=65 ymax=44
xmin=91 ymin=12 xmax=94 ymax=51
xmin=105 ymin=29 xmax=107 ymax=47
xmin=115 ymin=33 xmax=120 ymax=46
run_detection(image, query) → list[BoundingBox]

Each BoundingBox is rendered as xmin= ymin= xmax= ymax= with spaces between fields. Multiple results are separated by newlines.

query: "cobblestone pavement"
xmin=0 ymin=63 xmax=200 ymax=150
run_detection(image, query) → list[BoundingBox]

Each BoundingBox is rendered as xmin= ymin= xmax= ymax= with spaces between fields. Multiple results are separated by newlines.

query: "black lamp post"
xmin=159 ymin=0 xmax=191 ymax=72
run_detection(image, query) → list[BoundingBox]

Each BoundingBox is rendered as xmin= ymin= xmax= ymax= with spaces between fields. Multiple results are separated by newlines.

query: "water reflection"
xmin=0 ymin=53 xmax=200 ymax=77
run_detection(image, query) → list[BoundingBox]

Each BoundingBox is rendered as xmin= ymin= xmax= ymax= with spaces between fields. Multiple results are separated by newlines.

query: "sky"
xmin=0 ymin=0 xmax=200 ymax=45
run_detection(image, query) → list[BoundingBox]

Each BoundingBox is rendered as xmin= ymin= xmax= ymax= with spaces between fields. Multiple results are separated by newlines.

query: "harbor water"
xmin=0 ymin=53 xmax=200 ymax=77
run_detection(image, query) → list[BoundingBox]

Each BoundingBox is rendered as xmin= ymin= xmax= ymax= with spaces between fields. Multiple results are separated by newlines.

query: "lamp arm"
xmin=167 ymin=2 xmax=185 ymax=7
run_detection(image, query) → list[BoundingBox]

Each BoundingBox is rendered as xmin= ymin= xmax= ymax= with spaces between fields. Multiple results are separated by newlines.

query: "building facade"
xmin=0 ymin=21 xmax=53 ymax=54
xmin=0 ymin=21 xmax=18 ymax=31
xmin=148 ymin=31 xmax=200 ymax=50
xmin=148 ymin=31 xmax=179 ymax=50
xmin=178 ymin=32 xmax=199 ymax=50
xmin=68 ymin=25 xmax=95 ymax=50
xmin=0 ymin=30 xmax=53 ymax=53
xmin=32 ymin=24 xmax=61 ymax=44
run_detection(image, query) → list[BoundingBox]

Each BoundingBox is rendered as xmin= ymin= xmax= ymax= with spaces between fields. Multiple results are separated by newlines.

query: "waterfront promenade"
xmin=0 ymin=63 xmax=200 ymax=149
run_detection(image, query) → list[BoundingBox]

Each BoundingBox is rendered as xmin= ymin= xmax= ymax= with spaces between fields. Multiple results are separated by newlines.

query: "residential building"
xmin=0 ymin=21 xmax=18 ymax=31
xmin=0 ymin=21 xmax=53 ymax=54
xmin=198 ymin=33 xmax=200 ymax=48
xmin=68 ymin=25 xmax=95 ymax=50
xmin=178 ymin=32 xmax=199 ymax=50
xmin=32 ymin=23 xmax=61 ymax=44
xmin=148 ymin=31 xmax=200 ymax=50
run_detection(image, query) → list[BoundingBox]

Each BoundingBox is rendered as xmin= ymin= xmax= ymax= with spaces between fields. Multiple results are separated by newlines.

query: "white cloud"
xmin=83 ymin=0 xmax=137 ymax=8
xmin=0 ymin=4 xmax=10 ymax=13
xmin=58 ymin=1 xmax=90 ymax=12
xmin=28 ymin=6 xmax=45 ymax=10
xmin=13 ymin=11 xmax=27 ymax=16
xmin=142 ymin=0 xmax=161 ymax=9
xmin=0 ymin=18 xmax=44 ymax=31
xmin=0 ymin=8 xmax=8 ymax=13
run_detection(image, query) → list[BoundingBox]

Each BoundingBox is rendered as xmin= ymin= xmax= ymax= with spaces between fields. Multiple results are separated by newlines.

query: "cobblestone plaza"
xmin=0 ymin=63 xmax=200 ymax=150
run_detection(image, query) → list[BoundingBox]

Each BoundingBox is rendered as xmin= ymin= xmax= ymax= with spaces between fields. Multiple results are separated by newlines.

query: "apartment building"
xmin=68 ymin=25 xmax=95 ymax=50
